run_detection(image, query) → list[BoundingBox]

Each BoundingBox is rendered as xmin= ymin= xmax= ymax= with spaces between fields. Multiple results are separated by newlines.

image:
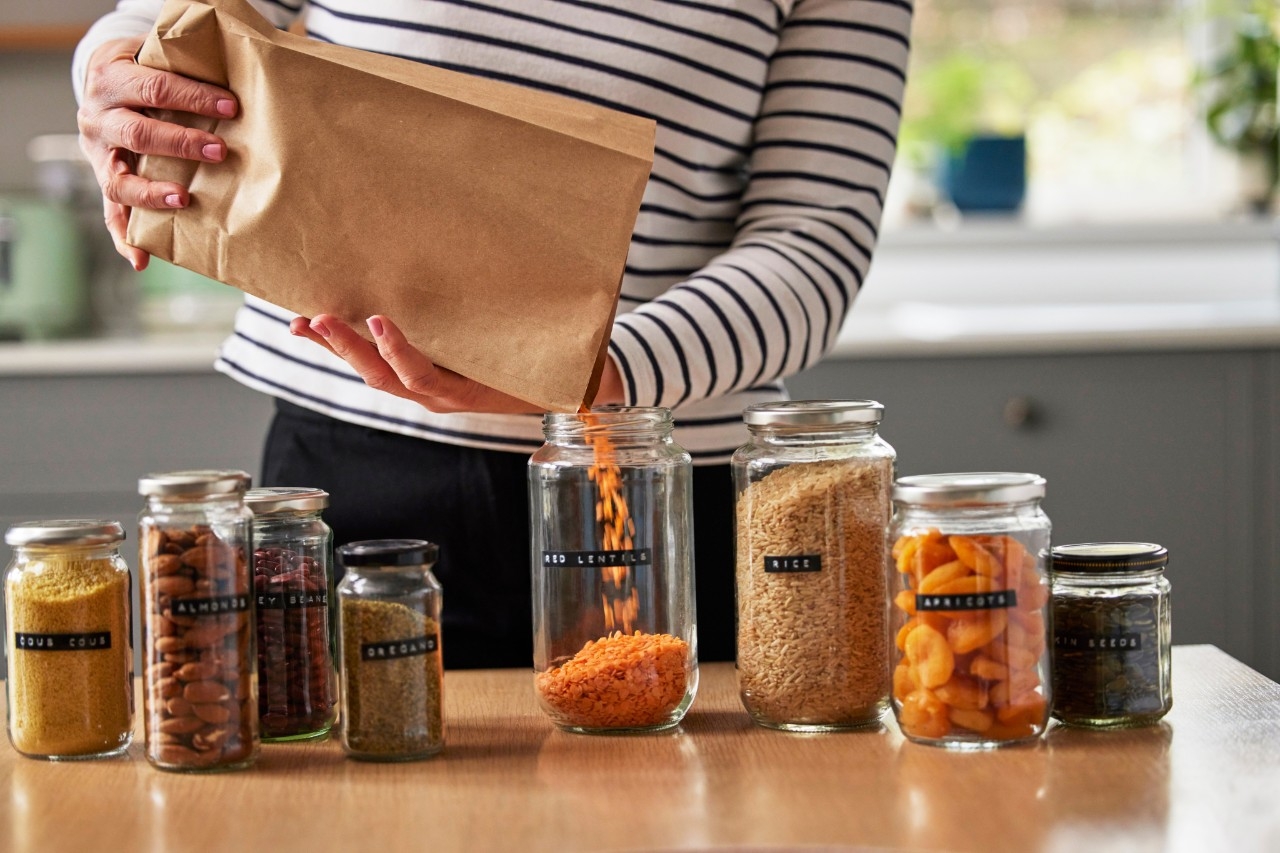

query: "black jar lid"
xmin=337 ymin=539 xmax=439 ymax=567
xmin=1050 ymin=542 xmax=1168 ymax=574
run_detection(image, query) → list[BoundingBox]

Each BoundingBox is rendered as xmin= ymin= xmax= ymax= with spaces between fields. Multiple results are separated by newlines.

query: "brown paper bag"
xmin=128 ymin=0 xmax=654 ymax=412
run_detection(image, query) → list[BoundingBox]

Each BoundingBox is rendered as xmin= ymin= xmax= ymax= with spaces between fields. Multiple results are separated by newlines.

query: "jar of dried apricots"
xmin=529 ymin=406 xmax=697 ymax=733
xmin=733 ymin=400 xmax=894 ymax=731
xmin=889 ymin=472 xmax=1051 ymax=748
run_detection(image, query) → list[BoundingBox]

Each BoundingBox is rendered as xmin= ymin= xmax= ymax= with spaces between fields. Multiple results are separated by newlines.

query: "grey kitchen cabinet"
xmin=788 ymin=348 xmax=1279 ymax=681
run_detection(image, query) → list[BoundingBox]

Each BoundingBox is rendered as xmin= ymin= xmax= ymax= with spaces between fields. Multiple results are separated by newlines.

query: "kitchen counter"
xmin=2 ymin=645 xmax=1277 ymax=852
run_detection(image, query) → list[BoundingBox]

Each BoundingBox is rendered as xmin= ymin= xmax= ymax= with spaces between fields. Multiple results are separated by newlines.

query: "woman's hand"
xmin=77 ymin=35 xmax=239 ymax=270
xmin=291 ymin=313 xmax=625 ymax=414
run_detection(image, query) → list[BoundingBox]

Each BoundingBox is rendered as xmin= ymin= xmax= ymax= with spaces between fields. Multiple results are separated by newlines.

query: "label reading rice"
xmin=917 ymin=590 xmax=1018 ymax=611
xmin=14 ymin=631 xmax=112 ymax=651
xmin=361 ymin=633 xmax=439 ymax=661
xmin=543 ymin=549 xmax=651 ymax=567
xmin=764 ymin=555 xmax=822 ymax=573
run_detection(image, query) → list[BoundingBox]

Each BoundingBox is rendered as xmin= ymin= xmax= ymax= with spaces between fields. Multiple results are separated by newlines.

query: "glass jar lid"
xmin=893 ymin=472 xmax=1046 ymax=506
xmin=743 ymin=399 xmax=883 ymax=428
xmin=138 ymin=469 xmax=251 ymax=498
xmin=337 ymin=539 xmax=439 ymax=568
xmin=1050 ymin=542 xmax=1168 ymax=574
xmin=245 ymin=486 xmax=329 ymax=515
xmin=4 ymin=519 xmax=126 ymax=547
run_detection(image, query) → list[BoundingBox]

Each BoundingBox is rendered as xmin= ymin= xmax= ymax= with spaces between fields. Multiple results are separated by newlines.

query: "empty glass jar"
xmin=138 ymin=469 xmax=259 ymax=772
xmin=529 ymin=406 xmax=698 ymax=733
xmin=733 ymin=400 xmax=895 ymax=731
xmin=246 ymin=487 xmax=337 ymax=741
xmin=5 ymin=519 xmax=134 ymax=760
xmin=336 ymin=539 xmax=444 ymax=761
xmin=889 ymin=472 xmax=1052 ymax=748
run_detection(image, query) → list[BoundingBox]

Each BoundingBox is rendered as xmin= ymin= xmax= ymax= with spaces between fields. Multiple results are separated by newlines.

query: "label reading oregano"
xmin=361 ymin=634 xmax=439 ymax=661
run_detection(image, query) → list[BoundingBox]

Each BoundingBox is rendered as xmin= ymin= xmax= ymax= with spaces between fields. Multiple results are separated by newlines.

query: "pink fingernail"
xmin=216 ymin=98 xmax=236 ymax=117
xmin=164 ymin=194 xmax=183 ymax=207
xmin=202 ymin=143 xmax=224 ymax=161
xmin=367 ymin=316 xmax=384 ymax=337
xmin=310 ymin=319 xmax=330 ymax=338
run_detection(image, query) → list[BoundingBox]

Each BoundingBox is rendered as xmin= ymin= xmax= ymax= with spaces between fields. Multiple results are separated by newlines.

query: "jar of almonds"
xmin=138 ymin=470 xmax=259 ymax=772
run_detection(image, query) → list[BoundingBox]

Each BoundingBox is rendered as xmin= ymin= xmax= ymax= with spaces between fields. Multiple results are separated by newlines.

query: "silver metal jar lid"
xmin=245 ymin=486 xmax=329 ymax=514
xmin=742 ymin=399 xmax=884 ymax=427
xmin=893 ymin=472 xmax=1046 ymax=506
xmin=4 ymin=519 xmax=126 ymax=547
xmin=138 ymin=469 xmax=251 ymax=498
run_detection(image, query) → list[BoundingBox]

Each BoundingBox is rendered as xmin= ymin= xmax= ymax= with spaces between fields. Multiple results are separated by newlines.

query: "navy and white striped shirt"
xmin=77 ymin=0 xmax=912 ymax=463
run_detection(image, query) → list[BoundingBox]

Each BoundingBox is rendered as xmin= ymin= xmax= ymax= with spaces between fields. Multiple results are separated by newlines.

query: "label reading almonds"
xmin=14 ymin=631 xmax=112 ymax=651
xmin=361 ymin=634 xmax=439 ymax=661
xmin=171 ymin=594 xmax=252 ymax=617
xmin=916 ymin=590 xmax=1018 ymax=611
xmin=542 ymin=549 xmax=651 ymax=567
xmin=764 ymin=555 xmax=822 ymax=573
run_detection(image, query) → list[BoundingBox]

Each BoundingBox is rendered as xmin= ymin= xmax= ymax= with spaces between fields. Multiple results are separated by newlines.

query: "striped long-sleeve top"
xmin=75 ymin=0 xmax=913 ymax=463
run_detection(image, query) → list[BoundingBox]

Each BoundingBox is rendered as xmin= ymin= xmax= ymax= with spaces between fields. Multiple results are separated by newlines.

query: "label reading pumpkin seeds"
xmin=171 ymin=594 xmax=252 ymax=617
xmin=361 ymin=634 xmax=439 ymax=661
xmin=917 ymin=590 xmax=1018 ymax=611
xmin=542 ymin=549 xmax=651 ymax=567
xmin=14 ymin=631 xmax=112 ymax=651
xmin=1054 ymin=631 xmax=1144 ymax=652
xmin=764 ymin=555 xmax=822 ymax=573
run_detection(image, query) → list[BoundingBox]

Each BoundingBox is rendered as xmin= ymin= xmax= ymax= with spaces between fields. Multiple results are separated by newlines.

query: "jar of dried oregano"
xmin=4 ymin=519 xmax=134 ymax=760
xmin=336 ymin=539 xmax=444 ymax=761
xmin=138 ymin=469 xmax=259 ymax=772
xmin=529 ymin=406 xmax=697 ymax=734
xmin=732 ymin=400 xmax=895 ymax=731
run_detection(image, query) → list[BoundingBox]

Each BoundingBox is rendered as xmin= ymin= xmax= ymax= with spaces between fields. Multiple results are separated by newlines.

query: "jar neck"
xmin=543 ymin=407 xmax=674 ymax=447
xmin=146 ymin=493 xmax=245 ymax=513
xmin=252 ymin=509 xmax=324 ymax=524
xmin=899 ymin=499 xmax=1044 ymax=520
xmin=13 ymin=542 xmax=121 ymax=561
xmin=1054 ymin=568 xmax=1165 ymax=586
xmin=748 ymin=422 xmax=881 ymax=446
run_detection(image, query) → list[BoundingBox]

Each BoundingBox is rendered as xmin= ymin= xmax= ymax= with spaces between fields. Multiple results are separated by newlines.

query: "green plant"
xmin=1194 ymin=1 xmax=1279 ymax=211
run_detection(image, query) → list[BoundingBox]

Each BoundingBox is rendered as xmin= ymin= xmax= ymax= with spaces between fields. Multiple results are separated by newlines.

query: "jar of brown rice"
xmin=732 ymin=400 xmax=895 ymax=731
xmin=889 ymin=472 xmax=1052 ymax=749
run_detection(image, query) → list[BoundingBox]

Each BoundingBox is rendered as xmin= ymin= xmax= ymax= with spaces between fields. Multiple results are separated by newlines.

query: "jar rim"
xmin=338 ymin=538 xmax=438 ymax=567
xmin=5 ymin=519 xmax=126 ymax=547
xmin=1050 ymin=542 xmax=1168 ymax=573
xmin=743 ymin=399 xmax=883 ymax=427
xmin=893 ymin=472 xmax=1046 ymax=505
xmin=245 ymin=486 xmax=329 ymax=515
xmin=139 ymin=469 xmax=251 ymax=498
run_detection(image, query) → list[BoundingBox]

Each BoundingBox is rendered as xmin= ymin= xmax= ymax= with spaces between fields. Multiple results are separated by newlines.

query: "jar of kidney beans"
xmin=245 ymin=487 xmax=337 ymax=741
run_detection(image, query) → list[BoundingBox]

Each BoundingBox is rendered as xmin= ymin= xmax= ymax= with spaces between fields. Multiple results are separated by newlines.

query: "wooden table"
xmin=2 ymin=645 xmax=1278 ymax=852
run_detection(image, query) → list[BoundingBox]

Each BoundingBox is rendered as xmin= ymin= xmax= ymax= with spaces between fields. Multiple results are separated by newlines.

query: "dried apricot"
xmin=904 ymin=624 xmax=955 ymax=688
xmin=899 ymin=689 xmax=950 ymax=739
xmin=996 ymin=693 xmax=1046 ymax=727
xmin=912 ymin=536 xmax=958 ymax=581
xmin=893 ymin=535 xmax=921 ymax=574
xmin=933 ymin=675 xmax=989 ymax=710
xmin=893 ymin=662 xmax=917 ymax=698
xmin=948 ymin=706 xmax=995 ymax=733
xmin=948 ymin=535 xmax=1004 ymax=577
xmin=895 ymin=617 xmax=917 ymax=652
xmin=945 ymin=610 xmax=1008 ymax=655
xmin=917 ymin=560 xmax=971 ymax=594
xmin=894 ymin=589 xmax=917 ymax=616
xmin=930 ymin=575 xmax=998 ymax=597
xmin=969 ymin=654 xmax=1009 ymax=682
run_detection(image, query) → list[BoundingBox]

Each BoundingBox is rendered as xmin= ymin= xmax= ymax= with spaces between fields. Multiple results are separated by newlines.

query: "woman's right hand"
xmin=76 ymin=35 xmax=239 ymax=270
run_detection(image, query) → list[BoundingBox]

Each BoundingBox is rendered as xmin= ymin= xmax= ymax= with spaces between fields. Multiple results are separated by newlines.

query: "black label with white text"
xmin=916 ymin=590 xmax=1018 ymax=611
xmin=171 ymin=595 xmax=252 ymax=617
xmin=256 ymin=590 xmax=329 ymax=610
xmin=361 ymin=634 xmax=439 ymax=661
xmin=764 ymin=555 xmax=822 ymax=573
xmin=542 ymin=549 xmax=651 ymax=568
xmin=14 ymin=631 xmax=112 ymax=651
xmin=1054 ymin=631 xmax=1144 ymax=652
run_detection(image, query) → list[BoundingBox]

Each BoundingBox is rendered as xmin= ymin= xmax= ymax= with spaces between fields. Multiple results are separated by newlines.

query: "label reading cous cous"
xmin=542 ymin=549 xmax=651 ymax=567
xmin=361 ymin=634 xmax=439 ymax=661
xmin=14 ymin=631 xmax=112 ymax=651
xmin=917 ymin=590 xmax=1018 ymax=611
xmin=764 ymin=555 xmax=822 ymax=573
xmin=171 ymin=594 xmax=252 ymax=617
xmin=1054 ymin=630 xmax=1144 ymax=652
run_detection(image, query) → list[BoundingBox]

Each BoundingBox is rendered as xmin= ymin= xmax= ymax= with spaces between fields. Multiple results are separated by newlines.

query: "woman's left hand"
xmin=290 ymin=313 xmax=544 ymax=414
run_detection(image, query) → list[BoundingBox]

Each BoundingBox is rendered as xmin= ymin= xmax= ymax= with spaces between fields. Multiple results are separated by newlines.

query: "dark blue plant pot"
xmin=939 ymin=134 xmax=1026 ymax=213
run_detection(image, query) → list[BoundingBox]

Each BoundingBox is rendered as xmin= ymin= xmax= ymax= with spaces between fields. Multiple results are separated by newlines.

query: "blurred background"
xmin=0 ymin=0 xmax=1277 ymax=679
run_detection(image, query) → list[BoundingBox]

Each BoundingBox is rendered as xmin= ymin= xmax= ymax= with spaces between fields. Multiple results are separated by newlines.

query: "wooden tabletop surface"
xmin=2 ymin=644 xmax=1278 ymax=852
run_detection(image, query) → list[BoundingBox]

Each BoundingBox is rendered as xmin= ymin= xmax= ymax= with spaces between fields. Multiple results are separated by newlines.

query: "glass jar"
xmin=529 ymin=406 xmax=697 ymax=733
xmin=888 ymin=472 xmax=1052 ymax=748
xmin=1050 ymin=542 xmax=1172 ymax=728
xmin=336 ymin=539 xmax=444 ymax=761
xmin=4 ymin=520 xmax=134 ymax=760
xmin=138 ymin=469 xmax=258 ymax=772
xmin=732 ymin=400 xmax=895 ymax=731
xmin=245 ymin=487 xmax=337 ymax=741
